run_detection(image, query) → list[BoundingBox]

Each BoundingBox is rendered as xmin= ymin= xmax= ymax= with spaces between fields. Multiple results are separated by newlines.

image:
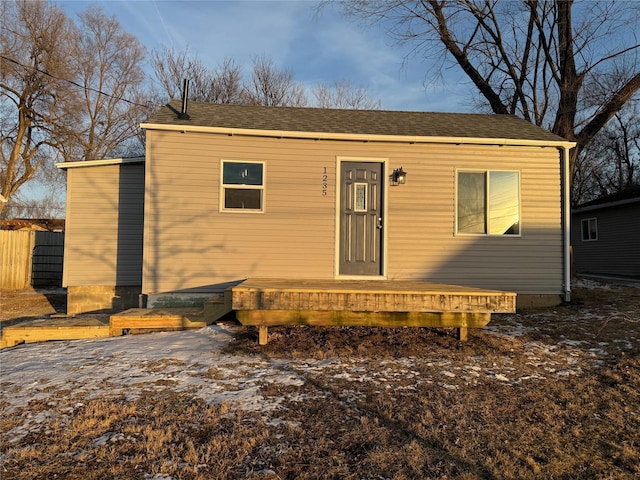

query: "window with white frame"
xmin=581 ymin=217 xmax=598 ymax=241
xmin=457 ymin=170 xmax=520 ymax=235
xmin=221 ymin=160 xmax=264 ymax=211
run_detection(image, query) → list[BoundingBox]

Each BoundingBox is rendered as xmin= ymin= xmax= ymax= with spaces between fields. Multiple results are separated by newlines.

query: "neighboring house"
xmin=59 ymin=102 xmax=574 ymax=314
xmin=571 ymin=185 xmax=640 ymax=277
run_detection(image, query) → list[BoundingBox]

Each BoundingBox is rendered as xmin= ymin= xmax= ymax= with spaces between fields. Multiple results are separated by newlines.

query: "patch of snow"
xmin=266 ymin=418 xmax=300 ymax=429
xmin=560 ymin=339 xmax=589 ymax=347
xmin=490 ymin=373 xmax=510 ymax=382
xmin=440 ymin=383 xmax=459 ymax=390
xmin=0 ymin=318 xmax=627 ymax=444
xmin=573 ymin=278 xmax=611 ymax=290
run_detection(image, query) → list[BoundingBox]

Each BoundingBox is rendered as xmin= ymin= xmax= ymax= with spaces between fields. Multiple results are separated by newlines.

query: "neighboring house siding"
xmin=144 ymin=131 xmax=562 ymax=296
xmin=571 ymin=203 xmax=640 ymax=276
xmin=64 ymin=163 xmax=144 ymax=286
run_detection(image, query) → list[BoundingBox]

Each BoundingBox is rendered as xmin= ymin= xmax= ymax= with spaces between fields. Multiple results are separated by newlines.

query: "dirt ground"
xmin=1 ymin=278 xmax=639 ymax=479
xmin=0 ymin=287 xmax=67 ymax=325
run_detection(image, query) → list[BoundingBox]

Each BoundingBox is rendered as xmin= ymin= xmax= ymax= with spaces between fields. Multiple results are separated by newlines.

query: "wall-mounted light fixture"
xmin=390 ymin=167 xmax=407 ymax=185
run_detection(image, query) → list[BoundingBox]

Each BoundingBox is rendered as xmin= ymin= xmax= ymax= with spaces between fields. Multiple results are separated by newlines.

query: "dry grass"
xmin=1 ymin=279 xmax=639 ymax=479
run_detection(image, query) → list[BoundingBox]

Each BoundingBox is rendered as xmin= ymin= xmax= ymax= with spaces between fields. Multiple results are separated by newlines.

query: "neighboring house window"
xmin=221 ymin=160 xmax=265 ymax=212
xmin=457 ymin=170 xmax=520 ymax=235
xmin=581 ymin=217 xmax=598 ymax=241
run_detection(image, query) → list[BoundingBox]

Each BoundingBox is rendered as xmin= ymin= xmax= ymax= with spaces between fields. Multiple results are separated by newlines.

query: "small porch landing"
xmin=232 ymin=279 xmax=516 ymax=344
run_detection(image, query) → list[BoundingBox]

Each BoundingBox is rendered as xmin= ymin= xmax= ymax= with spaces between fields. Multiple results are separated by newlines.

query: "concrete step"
xmin=203 ymin=290 xmax=233 ymax=323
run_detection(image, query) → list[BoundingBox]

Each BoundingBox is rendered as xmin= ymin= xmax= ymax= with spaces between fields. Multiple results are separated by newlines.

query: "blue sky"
xmin=58 ymin=0 xmax=471 ymax=112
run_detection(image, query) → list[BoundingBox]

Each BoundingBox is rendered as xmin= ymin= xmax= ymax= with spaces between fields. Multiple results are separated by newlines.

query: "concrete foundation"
xmin=147 ymin=293 xmax=215 ymax=309
xmin=67 ymin=285 xmax=141 ymax=315
xmin=516 ymin=294 xmax=563 ymax=309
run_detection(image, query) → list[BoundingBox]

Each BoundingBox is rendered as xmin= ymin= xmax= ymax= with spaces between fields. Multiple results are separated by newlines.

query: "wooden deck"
xmin=0 ymin=281 xmax=515 ymax=347
xmin=232 ymin=278 xmax=516 ymax=344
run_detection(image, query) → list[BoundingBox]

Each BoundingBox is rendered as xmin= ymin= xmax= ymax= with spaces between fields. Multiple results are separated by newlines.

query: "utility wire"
xmin=0 ymin=54 xmax=154 ymax=109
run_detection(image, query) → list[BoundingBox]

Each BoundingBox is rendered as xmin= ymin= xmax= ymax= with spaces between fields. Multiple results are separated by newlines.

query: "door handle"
xmin=376 ymin=217 xmax=383 ymax=229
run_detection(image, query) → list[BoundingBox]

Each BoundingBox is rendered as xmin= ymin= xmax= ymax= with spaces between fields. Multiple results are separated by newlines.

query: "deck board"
xmin=236 ymin=310 xmax=491 ymax=328
xmin=232 ymin=278 xmax=516 ymax=313
xmin=1 ymin=317 xmax=110 ymax=348
xmin=232 ymin=278 xmax=516 ymax=343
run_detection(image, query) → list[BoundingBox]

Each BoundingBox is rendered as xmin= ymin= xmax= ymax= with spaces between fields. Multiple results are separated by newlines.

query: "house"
xmin=59 ymin=102 xmax=574 ymax=320
xmin=571 ymin=185 xmax=640 ymax=277
xmin=57 ymin=157 xmax=144 ymax=314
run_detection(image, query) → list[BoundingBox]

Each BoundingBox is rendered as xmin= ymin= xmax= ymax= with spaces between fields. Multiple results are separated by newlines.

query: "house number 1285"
xmin=322 ymin=167 xmax=328 ymax=196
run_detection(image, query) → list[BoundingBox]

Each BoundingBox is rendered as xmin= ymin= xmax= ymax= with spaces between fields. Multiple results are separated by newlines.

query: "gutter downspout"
xmin=562 ymin=145 xmax=572 ymax=302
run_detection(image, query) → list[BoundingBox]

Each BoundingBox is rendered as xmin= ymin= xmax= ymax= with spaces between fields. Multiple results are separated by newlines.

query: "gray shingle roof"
xmin=144 ymin=100 xmax=569 ymax=143
xmin=575 ymin=184 xmax=640 ymax=210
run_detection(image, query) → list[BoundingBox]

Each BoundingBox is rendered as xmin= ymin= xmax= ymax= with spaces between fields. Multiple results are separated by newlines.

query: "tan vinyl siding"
xmin=386 ymin=144 xmax=562 ymax=294
xmin=144 ymin=132 xmax=335 ymax=294
xmin=64 ymin=163 xmax=144 ymax=286
xmin=144 ymin=131 xmax=562 ymax=295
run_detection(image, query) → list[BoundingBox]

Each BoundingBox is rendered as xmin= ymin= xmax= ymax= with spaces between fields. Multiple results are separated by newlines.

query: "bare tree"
xmin=152 ymin=52 xmax=308 ymax=107
xmin=1 ymin=185 xmax=65 ymax=219
xmin=151 ymin=48 xmax=382 ymax=110
xmin=62 ymin=5 xmax=147 ymax=162
xmin=1 ymin=1 xmax=149 ymax=215
xmin=209 ymin=58 xmax=243 ymax=104
xmin=242 ymin=55 xmax=307 ymax=107
xmin=150 ymin=45 xmax=212 ymax=101
xmin=313 ymin=79 xmax=381 ymax=109
xmin=151 ymin=47 xmax=243 ymax=104
xmin=573 ymin=101 xmax=639 ymax=205
xmin=0 ymin=0 xmax=77 ymax=215
xmin=337 ymin=0 xmax=640 ymax=189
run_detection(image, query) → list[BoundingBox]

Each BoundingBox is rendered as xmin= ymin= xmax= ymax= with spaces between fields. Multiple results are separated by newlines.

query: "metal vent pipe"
xmin=178 ymin=79 xmax=190 ymax=120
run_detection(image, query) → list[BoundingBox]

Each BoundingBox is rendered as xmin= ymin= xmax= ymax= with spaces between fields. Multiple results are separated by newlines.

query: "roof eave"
xmin=572 ymin=196 xmax=640 ymax=213
xmin=140 ymin=123 xmax=576 ymax=149
xmin=56 ymin=156 xmax=145 ymax=170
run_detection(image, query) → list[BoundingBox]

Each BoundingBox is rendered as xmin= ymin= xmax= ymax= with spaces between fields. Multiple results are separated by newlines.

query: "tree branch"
xmin=428 ymin=0 xmax=508 ymax=114
xmin=576 ymin=71 xmax=640 ymax=150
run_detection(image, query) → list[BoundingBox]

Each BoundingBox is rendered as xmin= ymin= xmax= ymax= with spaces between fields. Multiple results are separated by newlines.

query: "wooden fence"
xmin=0 ymin=230 xmax=64 ymax=290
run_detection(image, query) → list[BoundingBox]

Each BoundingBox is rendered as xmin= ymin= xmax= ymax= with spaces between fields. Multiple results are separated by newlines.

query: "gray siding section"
xmin=144 ymin=131 xmax=563 ymax=295
xmin=572 ymin=203 xmax=640 ymax=276
xmin=64 ymin=163 xmax=144 ymax=287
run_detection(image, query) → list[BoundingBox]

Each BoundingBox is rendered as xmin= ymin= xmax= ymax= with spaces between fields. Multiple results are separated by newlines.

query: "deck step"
xmin=0 ymin=294 xmax=233 ymax=348
xmin=1 ymin=318 xmax=110 ymax=348
xmin=109 ymin=308 xmax=207 ymax=336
